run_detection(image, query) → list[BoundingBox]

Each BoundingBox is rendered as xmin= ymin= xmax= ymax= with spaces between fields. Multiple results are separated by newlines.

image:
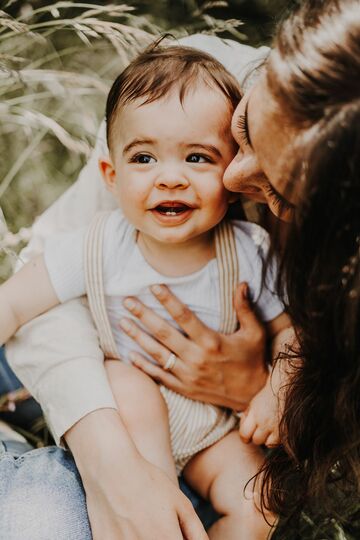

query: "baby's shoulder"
xmin=231 ymin=219 xmax=270 ymax=258
xmin=100 ymin=210 xmax=136 ymax=265
xmin=103 ymin=209 xmax=134 ymax=243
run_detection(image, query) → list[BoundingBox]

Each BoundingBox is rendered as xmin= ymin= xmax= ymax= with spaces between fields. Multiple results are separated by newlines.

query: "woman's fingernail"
xmin=120 ymin=318 xmax=131 ymax=331
xmin=124 ymin=298 xmax=137 ymax=311
xmin=151 ymin=284 xmax=164 ymax=296
xmin=243 ymin=283 xmax=249 ymax=299
xmin=129 ymin=351 xmax=139 ymax=363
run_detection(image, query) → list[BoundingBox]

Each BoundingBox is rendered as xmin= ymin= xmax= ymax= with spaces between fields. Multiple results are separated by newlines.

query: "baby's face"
xmin=101 ymin=83 xmax=237 ymax=245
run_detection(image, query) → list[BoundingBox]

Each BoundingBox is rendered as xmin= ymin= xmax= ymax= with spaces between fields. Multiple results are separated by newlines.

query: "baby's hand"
xmin=239 ymin=361 xmax=286 ymax=447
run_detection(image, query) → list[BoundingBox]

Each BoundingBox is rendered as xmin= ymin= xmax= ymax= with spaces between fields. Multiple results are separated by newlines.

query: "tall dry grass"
xmin=0 ymin=2 xmax=158 ymax=278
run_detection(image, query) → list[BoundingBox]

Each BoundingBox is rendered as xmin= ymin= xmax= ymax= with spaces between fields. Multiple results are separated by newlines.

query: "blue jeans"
xmin=0 ymin=348 xmax=217 ymax=537
xmin=0 ymin=437 xmax=91 ymax=540
xmin=0 ymin=437 xmax=217 ymax=539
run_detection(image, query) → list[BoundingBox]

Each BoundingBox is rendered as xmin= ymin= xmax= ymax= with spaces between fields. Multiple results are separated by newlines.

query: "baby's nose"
xmin=155 ymin=172 xmax=189 ymax=190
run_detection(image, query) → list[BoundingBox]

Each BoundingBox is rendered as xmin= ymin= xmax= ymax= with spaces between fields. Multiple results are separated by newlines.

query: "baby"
xmin=0 ymin=45 xmax=290 ymax=539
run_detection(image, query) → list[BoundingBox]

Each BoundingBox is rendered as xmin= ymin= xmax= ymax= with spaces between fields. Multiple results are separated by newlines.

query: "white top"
xmin=6 ymin=35 xmax=271 ymax=444
xmin=44 ymin=211 xmax=283 ymax=364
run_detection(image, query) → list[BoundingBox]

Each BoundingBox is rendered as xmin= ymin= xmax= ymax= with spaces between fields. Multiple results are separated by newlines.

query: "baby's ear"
xmin=99 ymin=156 xmax=116 ymax=193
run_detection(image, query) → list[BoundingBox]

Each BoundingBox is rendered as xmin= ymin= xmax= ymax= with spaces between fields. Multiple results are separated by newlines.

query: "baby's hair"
xmin=106 ymin=42 xmax=242 ymax=151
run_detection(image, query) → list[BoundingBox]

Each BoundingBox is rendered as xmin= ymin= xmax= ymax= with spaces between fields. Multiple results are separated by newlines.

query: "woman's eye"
xmin=265 ymin=183 xmax=295 ymax=213
xmin=186 ymin=154 xmax=210 ymax=164
xmin=132 ymin=154 xmax=156 ymax=164
xmin=236 ymin=114 xmax=251 ymax=147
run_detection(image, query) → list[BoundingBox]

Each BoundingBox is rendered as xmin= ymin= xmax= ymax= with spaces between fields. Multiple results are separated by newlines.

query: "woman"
xmin=5 ymin=0 xmax=360 ymax=537
xmin=109 ymin=0 xmax=360 ymax=528
xmin=131 ymin=0 xmax=360 ymax=527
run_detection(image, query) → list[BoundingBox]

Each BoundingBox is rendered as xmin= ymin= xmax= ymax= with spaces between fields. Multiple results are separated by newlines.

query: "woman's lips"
xmin=240 ymin=186 xmax=261 ymax=194
xmin=240 ymin=188 xmax=267 ymax=202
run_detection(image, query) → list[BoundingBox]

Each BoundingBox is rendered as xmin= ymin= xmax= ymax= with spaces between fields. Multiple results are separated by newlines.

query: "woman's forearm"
xmin=65 ymin=408 xmax=141 ymax=478
xmin=6 ymin=299 xmax=117 ymax=443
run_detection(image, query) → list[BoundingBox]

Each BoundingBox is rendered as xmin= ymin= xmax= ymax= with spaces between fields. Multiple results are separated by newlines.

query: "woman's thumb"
xmin=234 ymin=282 xmax=260 ymax=329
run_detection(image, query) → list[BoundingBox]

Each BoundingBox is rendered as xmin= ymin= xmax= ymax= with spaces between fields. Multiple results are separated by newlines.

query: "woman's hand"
xmin=66 ymin=409 xmax=208 ymax=540
xmin=120 ymin=282 xmax=267 ymax=410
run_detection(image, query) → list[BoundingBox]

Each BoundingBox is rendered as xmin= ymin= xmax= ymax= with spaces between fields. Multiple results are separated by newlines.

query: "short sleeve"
xmin=44 ymin=227 xmax=87 ymax=302
xmin=233 ymin=221 xmax=284 ymax=322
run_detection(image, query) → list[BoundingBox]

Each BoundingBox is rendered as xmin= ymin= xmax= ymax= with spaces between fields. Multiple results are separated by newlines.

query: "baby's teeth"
xmin=165 ymin=211 xmax=177 ymax=216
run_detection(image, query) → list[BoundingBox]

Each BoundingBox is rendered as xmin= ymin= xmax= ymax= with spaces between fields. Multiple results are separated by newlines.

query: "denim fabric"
xmin=0 ymin=347 xmax=52 ymax=447
xmin=0 ymin=440 xmax=91 ymax=540
xmin=0 ymin=346 xmax=22 ymax=395
xmin=179 ymin=477 xmax=219 ymax=529
xmin=0 ymin=345 xmax=217 ymax=536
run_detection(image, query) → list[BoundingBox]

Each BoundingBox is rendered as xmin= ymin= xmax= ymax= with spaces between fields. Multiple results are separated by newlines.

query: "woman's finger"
xmin=119 ymin=317 xmax=185 ymax=372
xmin=233 ymin=282 xmax=264 ymax=332
xmin=149 ymin=285 xmax=216 ymax=343
xmin=177 ymin=497 xmax=208 ymax=540
xmin=122 ymin=298 xmax=193 ymax=358
xmin=131 ymin=352 xmax=183 ymax=392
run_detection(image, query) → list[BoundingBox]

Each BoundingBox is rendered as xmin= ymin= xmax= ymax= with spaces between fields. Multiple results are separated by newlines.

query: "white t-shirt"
xmin=44 ymin=210 xmax=283 ymax=364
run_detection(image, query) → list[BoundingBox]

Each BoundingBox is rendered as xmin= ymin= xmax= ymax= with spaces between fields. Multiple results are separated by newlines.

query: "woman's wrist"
xmin=65 ymin=408 xmax=141 ymax=481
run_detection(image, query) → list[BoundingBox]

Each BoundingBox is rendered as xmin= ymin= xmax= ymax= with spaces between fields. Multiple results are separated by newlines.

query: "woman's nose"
xmin=223 ymin=151 xmax=264 ymax=193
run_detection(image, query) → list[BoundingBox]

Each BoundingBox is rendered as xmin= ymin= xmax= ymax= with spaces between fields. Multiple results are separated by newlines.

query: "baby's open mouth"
xmin=153 ymin=202 xmax=192 ymax=216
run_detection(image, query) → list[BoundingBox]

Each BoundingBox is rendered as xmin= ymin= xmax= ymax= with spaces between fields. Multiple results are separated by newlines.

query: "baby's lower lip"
xmin=150 ymin=206 xmax=193 ymax=225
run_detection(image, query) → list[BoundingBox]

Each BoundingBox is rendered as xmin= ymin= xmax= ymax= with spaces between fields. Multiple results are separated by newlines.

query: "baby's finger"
xmin=239 ymin=409 xmax=257 ymax=444
xmin=251 ymin=426 xmax=271 ymax=446
xmin=264 ymin=432 xmax=280 ymax=448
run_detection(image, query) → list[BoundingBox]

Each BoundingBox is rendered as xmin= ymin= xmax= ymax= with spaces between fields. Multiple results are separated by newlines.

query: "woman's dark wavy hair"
xmin=260 ymin=0 xmax=360 ymax=528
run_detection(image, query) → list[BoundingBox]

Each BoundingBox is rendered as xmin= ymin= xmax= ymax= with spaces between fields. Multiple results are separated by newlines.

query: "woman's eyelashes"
xmin=236 ymin=114 xmax=251 ymax=147
xmin=264 ymin=183 xmax=295 ymax=213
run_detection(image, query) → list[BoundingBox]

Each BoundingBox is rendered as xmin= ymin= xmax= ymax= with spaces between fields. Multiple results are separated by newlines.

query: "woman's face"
xmin=223 ymin=71 xmax=302 ymax=222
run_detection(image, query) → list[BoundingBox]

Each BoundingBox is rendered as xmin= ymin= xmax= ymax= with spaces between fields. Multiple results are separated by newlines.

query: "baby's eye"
xmin=132 ymin=154 xmax=156 ymax=164
xmin=186 ymin=154 xmax=211 ymax=164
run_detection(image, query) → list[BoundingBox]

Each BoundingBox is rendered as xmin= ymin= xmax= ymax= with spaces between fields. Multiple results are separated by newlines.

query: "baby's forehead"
xmin=110 ymin=87 xmax=234 ymax=152
xmin=119 ymin=83 xmax=233 ymax=124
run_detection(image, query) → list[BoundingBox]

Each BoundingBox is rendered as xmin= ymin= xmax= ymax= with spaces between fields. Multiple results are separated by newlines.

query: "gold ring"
xmin=164 ymin=352 xmax=177 ymax=371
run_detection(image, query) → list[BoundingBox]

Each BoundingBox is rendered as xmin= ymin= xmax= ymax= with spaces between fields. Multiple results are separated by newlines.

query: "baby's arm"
xmin=0 ymin=255 xmax=59 ymax=345
xmin=239 ymin=312 xmax=296 ymax=447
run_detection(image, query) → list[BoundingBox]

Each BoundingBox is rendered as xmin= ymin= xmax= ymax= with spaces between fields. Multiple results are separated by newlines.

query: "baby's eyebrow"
xmin=123 ymin=138 xmax=154 ymax=154
xmin=185 ymin=144 xmax=222 ymax=158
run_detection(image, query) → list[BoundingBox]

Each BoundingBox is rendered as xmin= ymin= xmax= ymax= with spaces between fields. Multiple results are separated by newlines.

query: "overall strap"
xmin=214 ymin=220 xmax=239 ymax=334
xmin=84 ymin=213 xmax=238 ymax=356
xmin=84 ymin=211 xmax=120 ymax=360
